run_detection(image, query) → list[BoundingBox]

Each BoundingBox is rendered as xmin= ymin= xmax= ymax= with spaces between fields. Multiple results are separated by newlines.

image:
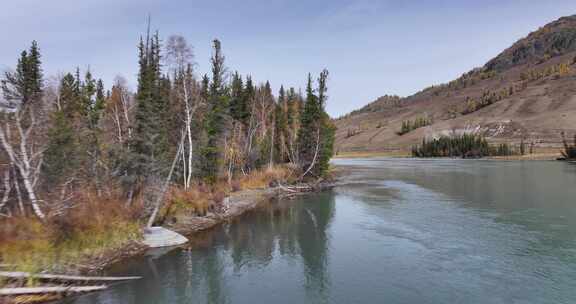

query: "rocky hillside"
xmin=336 ymin=15 xmax=576 ymax=155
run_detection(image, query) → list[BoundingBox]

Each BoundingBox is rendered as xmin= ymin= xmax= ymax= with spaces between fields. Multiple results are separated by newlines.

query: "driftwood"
xmin=0 ymin=286 xmax=107 ymax=295
xmin=0 ymin=271 xmax=141 ymax=282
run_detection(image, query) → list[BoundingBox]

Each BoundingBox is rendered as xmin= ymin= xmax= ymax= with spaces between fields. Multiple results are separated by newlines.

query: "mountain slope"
xmin=335 ymin=15 xmax=576 ymax=155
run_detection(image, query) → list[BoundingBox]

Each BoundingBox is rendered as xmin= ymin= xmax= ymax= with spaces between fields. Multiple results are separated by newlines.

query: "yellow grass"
xmin=0 ymin=166 xmax=295 ymax=285
xmin=159 ymin=165 xmax=296 ymax=220
xmin=0 ymin=193 xmax=142 ymax=281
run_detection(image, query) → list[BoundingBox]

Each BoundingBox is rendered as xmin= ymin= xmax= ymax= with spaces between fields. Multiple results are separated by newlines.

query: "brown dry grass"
xmin=0 ymin=166 xmax=296 ymax=283
xmin=0 ymin=190 xmax=142 ymax=279
xmin=158 ymin=165 xmax=295 ymax=222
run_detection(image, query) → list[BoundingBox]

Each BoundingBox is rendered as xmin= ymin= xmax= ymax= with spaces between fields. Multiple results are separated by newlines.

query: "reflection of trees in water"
xmin=76 ymin=193 xmax=336 ymax=304
xmin=224 ymin=192 xmax=336 ymax=302
xmin=297 ymin=193 xmax=335 ymax=303
xmin=179 ymin=192 xmax=336 ymax=303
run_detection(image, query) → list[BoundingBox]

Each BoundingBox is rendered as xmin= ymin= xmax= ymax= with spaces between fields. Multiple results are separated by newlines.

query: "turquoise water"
xmin=60 ymin=159 xmax=576 ymax=304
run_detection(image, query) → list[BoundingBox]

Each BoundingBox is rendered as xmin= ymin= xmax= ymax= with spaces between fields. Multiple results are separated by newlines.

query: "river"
xmin=59 ymin=158 xmax=576 ymax=304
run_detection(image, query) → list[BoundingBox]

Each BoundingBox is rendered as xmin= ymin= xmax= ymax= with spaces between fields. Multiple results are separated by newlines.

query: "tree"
xmin=229 ymin=72 xmax=245 ymax=123
xmin=104 ymin=76 xmax=132 ymax=146
xmin=127 ymin=31 xmax=170 ymax=195
xmin=43 ymin=73 xmax=80 ymax=186
xmin=285 ymin=87 xmax=300 ymax=162
xmin=315 ymin=70 xmax=335 ymax=176
xmin=165 ymin=35 xmax=203 ymax=189
xmin=297 ymin=70 xmax=334 ymax=178
xmin=201 ymin=39 xmax=229 ymax=183
xmin=165 ymin=35 xmax=193 ymax=75
xmin=297 ymin=74 xmax=320 ymax=176
xmin=0 ymin=41 xmax=46 ymax=218
xmin=274 ymin=86 xmax=288 ymax=163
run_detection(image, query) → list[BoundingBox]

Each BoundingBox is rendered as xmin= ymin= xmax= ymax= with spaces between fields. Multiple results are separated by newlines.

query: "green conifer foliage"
xmin=201 ymin=39 xmax=230 ymax=183
xmin=43 ymin=74 xmax=81 ymax=185
xmin=274 ymin=86 xmax=288 ymax=163
xmin=297 ymin=69 xmax=334 ymax=178
xmin=130 ymin=31 xmax=170 ymax=181
xmin=1 ymin=41 xmax=43 ymax=107
xmin=229 ymin=72 xmax=246 ymax=123
xmin=243 ymin=76 xmax=255 ymax=126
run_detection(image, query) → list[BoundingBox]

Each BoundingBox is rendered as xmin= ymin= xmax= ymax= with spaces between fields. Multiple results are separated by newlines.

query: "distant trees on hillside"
xmin=411 ymin=134 xmax=518 ymax=158
xmin=397 ymin=116 xmax=432 ymax=135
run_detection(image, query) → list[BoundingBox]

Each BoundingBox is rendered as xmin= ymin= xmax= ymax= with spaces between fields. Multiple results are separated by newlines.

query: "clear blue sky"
xmin=1 ymin=0 xmax=576 ymax=117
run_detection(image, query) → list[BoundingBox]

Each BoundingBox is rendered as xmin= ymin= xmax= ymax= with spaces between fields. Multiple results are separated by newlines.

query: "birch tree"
xmin=165 ymin=35 xmax=202 ymax=189
xmin=0 ymin=41 xmax=46 ymax=218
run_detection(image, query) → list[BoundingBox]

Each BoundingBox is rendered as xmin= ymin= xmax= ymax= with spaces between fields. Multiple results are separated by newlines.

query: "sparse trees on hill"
xmin=398 ymin=115 xmax=432 ymax=135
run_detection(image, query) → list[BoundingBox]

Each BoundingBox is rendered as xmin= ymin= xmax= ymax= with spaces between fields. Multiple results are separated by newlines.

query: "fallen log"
xmin=0 ymin=285 xmax=107 ymax=295
xmin=0 ymin=271 xmax=141 ymax=282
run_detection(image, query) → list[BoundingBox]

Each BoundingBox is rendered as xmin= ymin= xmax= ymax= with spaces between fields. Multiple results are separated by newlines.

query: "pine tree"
xmin=229 ymin=72 xmax=245 ymax=122
xmin=242 ymin=75 xmax=255 ymax=126
xmin=274 ymin=86 xmax=288 ymax=163
xmin=297 ymin=70 xmax=334 ymax=178
xmin=316 ymin=70 xmax=335 ymax=176
xmin=201 ymin=39 xmax=229 ymax=183
xmin=122 ymin=30 xmax=171 ymax=195
xmin=1 ymin=41 xmax=43 ymax=108
xmin=43 ymin=73 xmax=81 ymax=186
xmin=298 ymin=74 xmax=321 ymax=172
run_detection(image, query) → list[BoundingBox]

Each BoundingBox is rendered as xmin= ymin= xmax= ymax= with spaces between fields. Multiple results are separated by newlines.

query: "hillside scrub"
xmin=397 ymin=116 xmax=432 ymax=135
xmin=411 ymin=134 xmax=519 ymax=158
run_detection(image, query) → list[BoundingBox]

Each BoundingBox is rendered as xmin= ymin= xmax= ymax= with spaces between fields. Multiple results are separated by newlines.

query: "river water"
xmin=60 ymin=159 xmax=576 ymax=304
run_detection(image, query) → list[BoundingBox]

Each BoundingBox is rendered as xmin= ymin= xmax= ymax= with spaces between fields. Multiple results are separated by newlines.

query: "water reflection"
xmin=60 ymin=159 xmax=576 ymax=304
xmin=62 ymin=193 xmax=336 ymax=304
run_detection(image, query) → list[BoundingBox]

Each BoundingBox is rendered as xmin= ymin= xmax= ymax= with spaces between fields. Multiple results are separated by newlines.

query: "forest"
xmin=0 ymin=30 xmax=335 ymax=271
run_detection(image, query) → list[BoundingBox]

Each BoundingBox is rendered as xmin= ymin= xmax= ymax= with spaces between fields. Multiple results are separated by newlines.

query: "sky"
xmin=1 ymin=0 xmax=576 ymax=117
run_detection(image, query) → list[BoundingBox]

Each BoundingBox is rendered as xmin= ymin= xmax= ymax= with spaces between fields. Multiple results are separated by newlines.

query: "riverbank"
xmin=0 ymin=167 xmax=334 ymax=304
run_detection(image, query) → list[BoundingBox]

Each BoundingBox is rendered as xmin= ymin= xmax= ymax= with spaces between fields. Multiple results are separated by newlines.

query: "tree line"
xmin=0 ymin=32 xmax=335 ymax=220
xmin=411 ymin=134 xmax=518 ymax=158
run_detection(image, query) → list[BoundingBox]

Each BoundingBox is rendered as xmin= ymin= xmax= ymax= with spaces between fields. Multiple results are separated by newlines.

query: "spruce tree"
xmin=316 ymin=69 xmax=335 ymax=175
xmin=229 ymin=72 xmax=245 ymax=122
xmin=274 ymin=86 xmax=288 ymax=163
xmin=1 ymin=41 xmax=43 ymax=107
xmin=201 ymin=39 xmax=229 ymax=183
xmin=242 ymin=75 xmax=255 ymax=126
xmin=298 ymin=74 xmax=321 ymax=172
xmin=297 ymin=70 xmax=334 ymax=178
xmin=124 ymin=31 xmax=171 ymax=193
xmin=43 ymin=74 xmax=80 ymax=186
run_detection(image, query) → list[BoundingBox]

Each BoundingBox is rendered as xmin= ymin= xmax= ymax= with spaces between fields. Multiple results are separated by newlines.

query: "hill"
xmin=335 ymin=15 xmax=576 ymax=156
